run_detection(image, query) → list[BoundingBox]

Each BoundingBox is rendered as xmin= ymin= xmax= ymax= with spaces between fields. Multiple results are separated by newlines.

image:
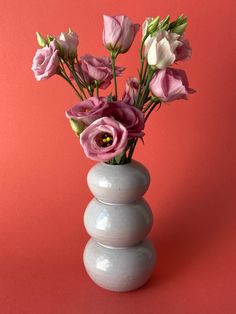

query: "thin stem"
xmin=138 ymin=67 xmax=155 ymax=109
xmin=127 ymin=102 xmax=162 ymax=162
xmin=58 ymin=70 xmax=83 ymax=100
xmin=143 ymin=99 xmax=154 ymax=113
xmin=111 ymin=52 xmax=118 ymax=100
xmin=145 ymin=102 xmax=161 ymax=122
xmin=135 ymin=33 xmax=150 ymax=106
xmin=63 ymin=59 xmax=86 ymax=99
xmin=127 ymin=138 xmax=138 ymax=162
xmin=142 ymin=61 xmax=149 ymax=85
xmin=95 ymin=81 xmax=99 ymax=97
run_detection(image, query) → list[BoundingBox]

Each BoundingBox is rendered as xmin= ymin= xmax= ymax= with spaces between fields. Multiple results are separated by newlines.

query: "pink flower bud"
xmin=75 ymin=54 xmax=124 ymax=89
xmin=103 ymin=15 xmax=140 ymax=53
xmin=122 ymin=77 xmax=139 ymax=106
xmin=149 ymin=68 xmax=195 ymax=102
xmin=175 ymin=38 xmax=192 ymax=61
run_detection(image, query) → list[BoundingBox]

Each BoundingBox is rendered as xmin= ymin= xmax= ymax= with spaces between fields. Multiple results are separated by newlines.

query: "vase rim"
xmin=101 ymin=160 xmax=141 ymax=167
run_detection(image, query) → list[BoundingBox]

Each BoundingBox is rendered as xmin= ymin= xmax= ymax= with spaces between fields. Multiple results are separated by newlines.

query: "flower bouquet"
xmin=32 ymin=14 xmax=194 ymax=292
xmin=32 ymin=14 xmax=194 ymax=165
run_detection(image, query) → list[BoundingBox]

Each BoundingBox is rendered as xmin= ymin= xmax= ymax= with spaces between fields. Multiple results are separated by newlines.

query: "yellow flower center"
xmin=96 ymin=133 xmax=113 ymax=147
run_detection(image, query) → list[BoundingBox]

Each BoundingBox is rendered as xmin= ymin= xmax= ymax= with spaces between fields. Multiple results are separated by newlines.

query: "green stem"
xmin=145 ymin=102 xmax=161 ymax=122
xmin=111 ymin=51 xmax=118 ymax=100
xmin=95 ymin=81 xmax=99 ymax=97
xmin=63 ymin=59 xmax=86 ymax=99
xmin=142 ymin=62 xmax=149 ymax=85
xmin=138 ymin=67 xmax=155 ymax=109
xmin=143 ymin=99 xmax=154 ymax=113
xmin=127 ymin=102 xmax=162 ymax=162
xmin=135 ymin=33 xmax=150 ymax=106
xmin=127 ymin=138 xmax=138 ymax=162
xmin=58 ymin=70 xmax=83 ymax=100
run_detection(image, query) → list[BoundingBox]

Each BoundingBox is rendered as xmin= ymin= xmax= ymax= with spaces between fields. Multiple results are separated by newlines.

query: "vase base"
xmin=83 ymin=238 xmax=156 ymax=292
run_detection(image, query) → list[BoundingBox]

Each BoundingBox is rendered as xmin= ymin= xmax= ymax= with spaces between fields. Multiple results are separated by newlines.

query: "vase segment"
xmin=84 ymin=197 xmax=153 ymax=247
xmin=87 ymin=161 xmax=150 ymax=204
xmin=83 ymin=238 xmax=156 ymax=292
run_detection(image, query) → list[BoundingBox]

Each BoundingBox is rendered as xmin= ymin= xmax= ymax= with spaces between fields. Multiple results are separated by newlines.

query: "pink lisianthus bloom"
xmin=55 ymin=30 xmax=78 ymax=59
xmin=75 ymin=54 xmax=124 ymax=89
xmin=149 ymin=68 xmax=195 ymax=102
xmin=122 ymin=77 xmax=139 ymax=106
xmin=65 ymin=96 xmax=109 ymax=126
xmin=80 ymin=117 xmax=128 ymax=162
xmin=175 ymin=38 xmax=192 ymax=61
xmin=103 ymin=15 xmax=140 ymax=53
xmin=31 ymin=40 xmax=59 ymax=81
xmin=104 ymin=101 xmax=145 ymax=138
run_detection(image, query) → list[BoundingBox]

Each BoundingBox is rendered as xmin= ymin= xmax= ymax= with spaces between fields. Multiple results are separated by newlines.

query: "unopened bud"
xmin=69 ymin=119 xmax=85 ymax=136
xmin=172 ymin=22 xmax=187 ymax=35
xmin=36 ymin=32 xmax=46 ymax=47
xmin=147 ymin=16 xmax=160 ymax=34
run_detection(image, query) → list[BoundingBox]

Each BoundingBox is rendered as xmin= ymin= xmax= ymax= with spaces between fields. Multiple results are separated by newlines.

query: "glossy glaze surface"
xmin=84 ymin=197 xmax=153 ymax=247
xmin=83 ymin=238 xmax=156 ymax=292
xmin=87 ymin=161 xmax=150 ymax=204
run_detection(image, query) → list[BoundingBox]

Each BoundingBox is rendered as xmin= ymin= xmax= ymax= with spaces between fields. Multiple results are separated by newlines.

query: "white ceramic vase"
xmin=83 ymin=161 xmax=156 ymax=292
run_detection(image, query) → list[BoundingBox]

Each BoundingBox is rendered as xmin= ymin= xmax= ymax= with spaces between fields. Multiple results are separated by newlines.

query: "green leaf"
xmin=36 ymin=32 xmax=46 ymax=47
xmin=107 ymin=93 xmax=113 ymax=102
xmin=69 ymin=119 xmax=85 ymax=136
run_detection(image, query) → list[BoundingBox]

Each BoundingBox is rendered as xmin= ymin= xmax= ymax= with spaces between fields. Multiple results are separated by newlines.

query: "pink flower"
xmin=76 ymin=54 xmax=124 ymax=89
xmin=149 ymin=68 xmax=195 ymax=102
xmin=65 ymin=97 xmax=109 ymax=126
xmin=175 ymin=38 xmax=192 ymax=61
xmin=104 ymin=101 xmax=145 ymax=138
xmin=103 ymin=15 xmax=140 ymax=53
xmin=122 ymin=77 xmax=139 ymax=106
xmin=31 ymin=40 xmax=59 ymax=81
xmin=80 ymin=117 xmax=128 ymax=162
xmin=56 ymin=30 xmax=78 ymax=58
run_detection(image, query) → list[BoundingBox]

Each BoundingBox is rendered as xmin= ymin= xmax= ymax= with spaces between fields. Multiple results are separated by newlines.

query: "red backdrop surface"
xmin=1 ymin=1 xmax=236 ymax=313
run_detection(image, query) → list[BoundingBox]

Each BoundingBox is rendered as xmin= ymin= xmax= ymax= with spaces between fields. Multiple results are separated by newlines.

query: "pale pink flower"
xmin=103 ymin=15 xmax=140 ymax=53
xmin=76 ymin=54 xmax=124 ymax=89
xmin=31 ymin=40 xmax=59 ymax=81
xmin=65 ymin=97 xmax=109 ymax=126
xmin=150 ymin=68 xmax=195 ymax=102
xmin=80 ymin=117 xmax=128 ymax=161
xmin=122 ymin=77 xmax=139 ymax=106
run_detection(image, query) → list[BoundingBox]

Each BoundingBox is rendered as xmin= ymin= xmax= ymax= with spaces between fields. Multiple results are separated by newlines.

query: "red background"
xmin=1 ymin=1 xmax=236 ymax=313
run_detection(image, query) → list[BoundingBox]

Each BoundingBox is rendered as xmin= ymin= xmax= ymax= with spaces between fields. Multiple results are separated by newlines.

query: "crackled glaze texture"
xmin=83 ymin=161 xmax=156 ymax=292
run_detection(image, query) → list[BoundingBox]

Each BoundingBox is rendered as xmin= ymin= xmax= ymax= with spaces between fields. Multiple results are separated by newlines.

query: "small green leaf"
xmin=107 ymin=93 xmax=113 ymax=102
xmin=69 ymin=119 xmax=85 ymax=136
xmin=36 ymin=32 xmax=46 ymax=47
